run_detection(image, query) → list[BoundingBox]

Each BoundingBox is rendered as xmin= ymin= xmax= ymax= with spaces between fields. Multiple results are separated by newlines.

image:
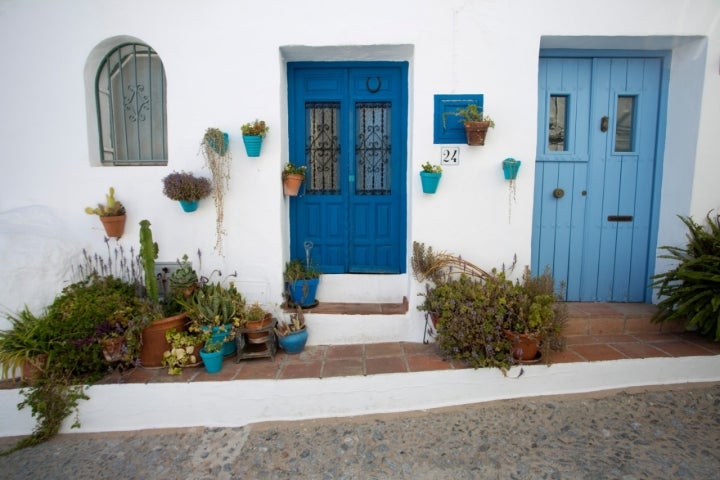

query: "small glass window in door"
xmin=548 ymin=95 xmax=568 ymax=151
xmin=615 ymin=95 xmax=636 ymax=152
xmin=356 ymin=102 xmax=391 ymax=195
xmin=305 ymin=102 xmax=341 ymax=194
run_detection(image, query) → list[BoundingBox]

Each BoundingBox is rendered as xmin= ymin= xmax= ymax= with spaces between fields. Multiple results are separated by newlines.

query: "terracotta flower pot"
xmin=464 ymin=121 xmax=491 ymax=146
xmin=22 ymin=353 xmax=48 ymax=383
xmin=140 ymin=313 xmax=188 ymax=367
xmin=99 ymin=214 xmax=126 ymax=238
xmin=245 ymin=313 xmax=273 ymax=344
xmin=283 ymin=174 xmax=305 ymax=196
xmin=100 ymin=337 xmax=125 ymax=362
xmin=503 ymin=330 xmax=540 ymax=361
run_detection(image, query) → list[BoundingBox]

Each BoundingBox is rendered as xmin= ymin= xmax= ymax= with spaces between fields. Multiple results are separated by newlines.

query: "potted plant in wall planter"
xmin=84 ymin=186 xmax=126 ymax=238
xmin=241 ymin=119 xmax=269 ymax=157
xmin=282 ymin=162 xmax=307 ymax=196
xmin=502 ymin=158 xmax=521 ymax=223
xmin=201 ymin=127 xmax=232 ymax=255
xmin=420 ymin=162 xmax=442 ymax=194
xmin=161 ymin=171 xmax=212 ymax=212
xmin=445 ymin=104 xmax=495 ymax=146
xmin=284 ymin=259 xmax=321 ymax=308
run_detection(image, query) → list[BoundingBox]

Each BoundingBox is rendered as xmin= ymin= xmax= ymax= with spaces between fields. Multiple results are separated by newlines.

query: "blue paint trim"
xmin=433 ymin=94 xmax=484 ymax=144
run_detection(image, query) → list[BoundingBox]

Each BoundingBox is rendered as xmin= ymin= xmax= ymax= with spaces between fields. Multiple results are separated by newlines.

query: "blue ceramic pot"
xmin=420 ymin=171 xmax=442 ymax=194
xmin=199 ymin=348 xmax=223 ymax=374
xmin=179 ymin=200 xmax=199 ymax=212
xmin=288 ymin=278 xmax=319 ymax=307
xmin=242 ymin=135 xmax=263 ymax=157
xmin=278 ymin=328 xmax=308 ymax=354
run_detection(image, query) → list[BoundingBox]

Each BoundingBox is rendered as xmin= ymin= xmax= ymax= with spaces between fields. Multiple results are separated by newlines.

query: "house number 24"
xmin=441 ymin=147 xmax=460 ymax=166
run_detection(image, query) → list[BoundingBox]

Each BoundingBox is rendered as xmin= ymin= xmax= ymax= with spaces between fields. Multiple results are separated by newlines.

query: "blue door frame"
xmin=287 ymin=62 xmax=408 ymax=274
xmin=532 ymin=50 xmax=670 ymax=302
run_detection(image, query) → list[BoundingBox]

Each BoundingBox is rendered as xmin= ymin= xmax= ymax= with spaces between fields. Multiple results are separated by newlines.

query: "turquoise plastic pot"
xmin=242 ymin=135 xmax=263 ymax=157
xmin=278 ymin=328 xmax=308 ymax=354
xmin=199 ymin=348 xmax=223 ymax=374
xmin=420 ymin=171 xmax=442 ymax=194
xmin=179 ymin=200 xmax=199 ymax=212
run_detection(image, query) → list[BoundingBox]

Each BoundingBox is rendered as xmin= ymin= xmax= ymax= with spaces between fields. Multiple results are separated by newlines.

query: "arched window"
xmin=95 ymin=43 xmax=167 ymax=165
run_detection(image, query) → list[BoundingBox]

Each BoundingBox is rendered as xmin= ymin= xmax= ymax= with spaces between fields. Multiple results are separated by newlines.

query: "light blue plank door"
xmin=532 ymin=57 xmax=662 ymax=302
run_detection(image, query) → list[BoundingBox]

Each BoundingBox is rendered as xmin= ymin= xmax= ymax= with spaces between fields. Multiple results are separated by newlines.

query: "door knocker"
xmin=552 ymin=188 xmax=565 ymax=199
xmin=366 ymin=76 xmax=382 ymax=93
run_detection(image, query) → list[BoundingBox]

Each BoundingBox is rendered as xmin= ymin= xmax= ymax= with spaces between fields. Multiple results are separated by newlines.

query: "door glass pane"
xmin=306 ymin=102 xmax=340 ymax=193
xmin=356 ymin=102 xmax=391 ymax=195
xmin=615 ymin=96 xmax=635 ymax=152
xmin=548 ymin=95 xmax=568 ymax=151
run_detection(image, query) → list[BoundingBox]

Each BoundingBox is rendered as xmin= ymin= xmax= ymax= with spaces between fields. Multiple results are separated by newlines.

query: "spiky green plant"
xmin=652 ymin=213 xmax=720 ymax=340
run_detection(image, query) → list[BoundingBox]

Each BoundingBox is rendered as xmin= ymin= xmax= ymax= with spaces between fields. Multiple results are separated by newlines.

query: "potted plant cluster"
xmin=177 ymin=281 xmax=246 ymax=357
xmin=412 ymin=241 xmax=565 ymax=369
xmin=241 ymin=119 xmax=269 ymax=157
xmin=201 ymin=127 xmax=232 ymax=255
xmin=161 ymin=171 xmax=212 ymax=212
xmin=420 ymin=162 xmax=442 ymax=194
xmin=282 ymin=162 xmax=307 ymax=196
xmin=243 ymin=302 xmax=273 ymax=344
xmin=85 ymin=186 xmax=126 ymax=238
xmin=284 ymin=259 xmax=321 ymax=308
xmin=275 ymin=308 xmax=308 ymax=354
xmin=445 ymin=104 xmax=495 ymax=146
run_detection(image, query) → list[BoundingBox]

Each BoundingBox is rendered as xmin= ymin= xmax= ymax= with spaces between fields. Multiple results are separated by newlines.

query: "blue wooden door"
xmin=288 ymin=63 xmax=407 ymax=273
xmin=532 ymin=57 xmax=662 ymax=302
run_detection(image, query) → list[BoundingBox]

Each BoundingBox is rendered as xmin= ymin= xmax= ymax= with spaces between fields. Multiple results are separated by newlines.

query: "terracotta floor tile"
xmin=365 ymin=356 xmax=407 ymax=375
xmin=126 ymin=367 xmax=161 ymax=384
xmin=322 ymin=358 xmax=364 ymax=378
xmin=592 ymin=334 xmax=638 ymax=343
xmin=365 ymin=342 xmax=404 ymax=357
xmin=406 ymin=354 xmax=452 ymax=372
xmin=326 ymin=344 xmax=364 ymax=359
xmin=624 ymin=317 xmax=662 ymax=334
xmin=234 ymin=360 xmax=280 ymax=380
xmin=564 ymin=335 xmax=601 ymax=346
xmin=563 ymin=318 xmax=589 ymax=335
xmin=402 ymin=342 xmax=441 ymax=356
xmin=587 ymin=317 xmax=625 ymax=335
xmin=279 ymin=361 xmax=322 ymax=379
xmin=652 ymin=340 xmax=716 ymax=357
xmin=680 ymin=335 xmax=720 ymax=353
xmin=287 ymin=346 xmax=326 ymax=363
xmin=547 ymin=349 xmax=585 ymax=363
xmin=569 ymin=344 xmax=627 ymax=362
xmin=633 ymin=332 xmax=680 ymax=343
xmin=192 ymin=360 xmax=238 ymax=382
xmin=609 ymin=342 xmax=670 ymax=359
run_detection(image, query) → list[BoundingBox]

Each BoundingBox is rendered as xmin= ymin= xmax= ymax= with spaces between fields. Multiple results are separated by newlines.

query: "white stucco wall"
xmin=1 ymin=0 xmax=719 ymax=325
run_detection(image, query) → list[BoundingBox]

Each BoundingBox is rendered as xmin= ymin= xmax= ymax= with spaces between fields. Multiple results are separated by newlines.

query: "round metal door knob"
xmin=552 ymin=188 xmax=565 ymax=199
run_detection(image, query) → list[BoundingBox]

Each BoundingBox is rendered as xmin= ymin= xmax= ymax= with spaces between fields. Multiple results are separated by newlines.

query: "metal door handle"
xmin=600 ymin=116 xmax=609 ymax=132
xmin=552 ymin=188 xmax=564 ymax=199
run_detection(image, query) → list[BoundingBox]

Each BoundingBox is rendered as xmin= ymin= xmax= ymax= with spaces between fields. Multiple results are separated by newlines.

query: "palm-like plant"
xmin=652 ymin=213 xmax=720 ymax=340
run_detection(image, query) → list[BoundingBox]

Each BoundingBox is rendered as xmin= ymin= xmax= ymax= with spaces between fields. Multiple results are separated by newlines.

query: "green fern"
xmin=652 ymin=213 xmax=720 ymax=340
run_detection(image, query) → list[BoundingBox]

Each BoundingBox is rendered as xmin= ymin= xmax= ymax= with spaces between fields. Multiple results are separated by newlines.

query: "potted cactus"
xmin=84 ymin=186 xmax=126 ymax=238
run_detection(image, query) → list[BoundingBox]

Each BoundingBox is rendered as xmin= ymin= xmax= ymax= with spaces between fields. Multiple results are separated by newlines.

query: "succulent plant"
xmin=169 ymin=254 xmax=199 ymax=298
xmin=84 ymin=187 xmax=126 ymax=216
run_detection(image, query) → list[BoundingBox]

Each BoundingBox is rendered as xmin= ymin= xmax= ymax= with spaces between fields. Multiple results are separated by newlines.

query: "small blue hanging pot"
xmin=502 ymin=158 xmax=521 ymax=180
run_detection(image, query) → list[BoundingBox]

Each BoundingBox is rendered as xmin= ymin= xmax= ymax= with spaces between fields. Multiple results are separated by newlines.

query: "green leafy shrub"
xmin=652 ymin=213 xmax=720 ymax=340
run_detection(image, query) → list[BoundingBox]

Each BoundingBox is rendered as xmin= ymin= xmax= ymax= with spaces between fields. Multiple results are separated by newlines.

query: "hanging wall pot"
xmin=502 ymin=158 xmax=521 ymax=180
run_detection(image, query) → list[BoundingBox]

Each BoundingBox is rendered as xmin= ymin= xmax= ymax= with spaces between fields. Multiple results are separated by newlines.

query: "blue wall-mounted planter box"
xmin=433 ymin=94 xmax=484 ymax=144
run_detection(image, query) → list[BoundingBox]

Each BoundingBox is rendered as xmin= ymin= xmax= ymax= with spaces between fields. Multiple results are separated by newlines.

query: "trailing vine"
xmin=200 ymin=128 xmax=232 ymax=255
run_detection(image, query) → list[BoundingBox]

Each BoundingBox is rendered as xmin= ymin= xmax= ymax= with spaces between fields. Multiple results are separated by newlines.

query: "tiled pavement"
xmin=93 ymin=302 xmax=720 ymax=385
xmin=2 ymin=302 xmax=718 ymax=389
